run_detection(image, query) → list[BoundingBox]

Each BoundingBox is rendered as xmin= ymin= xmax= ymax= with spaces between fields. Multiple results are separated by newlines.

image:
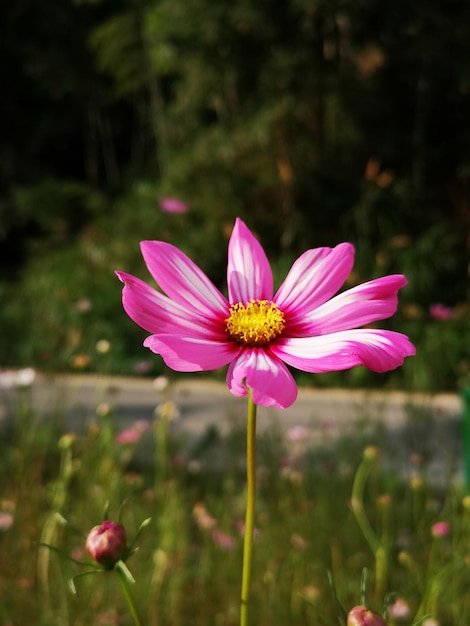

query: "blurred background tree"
xmin=1 ymin=0 xmax=469 ymax=388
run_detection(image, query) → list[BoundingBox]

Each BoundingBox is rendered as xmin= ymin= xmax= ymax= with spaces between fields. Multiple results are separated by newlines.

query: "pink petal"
xmin=140 ymin=241 xmax=228 ymax=318
xmin=116 ymin=272 xmax=224 ymax=338
xmin=274 ymin=243 xmax=355 ymax=315
xmin=143 ymin=334 xmax=239 ymax=371
xmin=227 ymin=218 xmax=273 ymax=303
xmin=273 ymin=330 xmax=416 ymax=373
xmin=289 ymin=275 xmax=408 ymax=336
xmin=226 ymin=349 xmax=298 ymax=408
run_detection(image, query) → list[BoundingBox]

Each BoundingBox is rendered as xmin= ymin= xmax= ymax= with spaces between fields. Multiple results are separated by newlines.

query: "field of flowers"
xmin=0 ymin=374 xmax=468 ymax=626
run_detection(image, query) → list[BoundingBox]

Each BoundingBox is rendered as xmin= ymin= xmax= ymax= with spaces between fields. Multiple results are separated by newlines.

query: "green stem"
xmin=115 ymin=561 xmax=145 ymax=626
xmin=240 ymin=390 xmax=257 ymax=626
xmin=350 ymin=452 xmax=381 ymax=556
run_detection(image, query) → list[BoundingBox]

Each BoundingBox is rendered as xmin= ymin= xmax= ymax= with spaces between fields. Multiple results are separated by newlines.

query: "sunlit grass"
xmin=0 ymin=384 xmax=468 ymax=625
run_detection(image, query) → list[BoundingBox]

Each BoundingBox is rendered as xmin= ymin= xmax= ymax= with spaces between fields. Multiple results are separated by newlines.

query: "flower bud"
xmin=347 ymin=605 xmax=386 ymax=626
xmin=363 ymin=446 xmax=379 ymax=461
xmin=85 ymin=521 xmax=127 ymax=568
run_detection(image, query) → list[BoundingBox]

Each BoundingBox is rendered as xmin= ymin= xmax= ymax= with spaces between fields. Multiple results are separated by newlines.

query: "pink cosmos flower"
xmin=116 ymin=218 xmax=415 ymax=409
xmin=431 ymin=521 xmax=450 ymax=538
xmin=159 ymin=197 xmax=189 ymax=214
xmin=429 ymin=303 xmax=453 ymax=321
xmin=212 ymin=528 xmax=236 ymax=550
xmin=115 ymin=420 xmax=151 ymax=445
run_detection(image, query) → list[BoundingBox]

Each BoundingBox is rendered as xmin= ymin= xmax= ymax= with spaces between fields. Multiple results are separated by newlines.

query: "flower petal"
xmin=116 ymin=272 xmax=225 ymax=338
xmin=274 ymin=243 xmax=355 ymax=315
xmin=289 ymin=275 xmax=408 ymax=336
xmin=273 ymin=330 xmax=416 ymax=373
xmin=144 ymin=334 xmax=240 ymax=372
xmin=227 ymin=218 xmax=273 ymax=303
xmin=226 ymin=349 xmax=298 ymax=408
xmin=140 ymin=241 xmax=228 ymax=318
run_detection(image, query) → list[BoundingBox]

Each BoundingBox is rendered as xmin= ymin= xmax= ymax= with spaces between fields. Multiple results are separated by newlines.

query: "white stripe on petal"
xmin=274 ymin=243 xmax=354 ymax=315
xmin=289 ymin=275 xmax=408 ymax=335
xmin=226 ymin=348 xmax=298 ymax=408
xmin=273 ymin=330 xmax=415 ymax=373
xmin=227 ymin=218 xmax=273 ymax=303
xmin=117 ymin=271 xmax=225 ymax=339
xmin=144 ymin=334 xmax=239 ymax=371
xmin=141 ymin=241 xmax=228 ymax=317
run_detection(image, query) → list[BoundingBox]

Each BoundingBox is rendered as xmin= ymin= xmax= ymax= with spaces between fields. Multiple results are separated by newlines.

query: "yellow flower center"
xmin=225 ymin=300 xmax=285 ymax=346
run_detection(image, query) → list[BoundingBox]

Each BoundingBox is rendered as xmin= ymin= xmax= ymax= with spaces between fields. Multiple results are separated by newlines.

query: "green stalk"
xmin=350 ymin=450 xmax=381 ymax=556
xmin=240 ymin=390 xmax=257 ymax=626
xmin=115 ymin=561 xmax=145 ymax=626
xmin=350 ymin=448 xmax=389 ymax=598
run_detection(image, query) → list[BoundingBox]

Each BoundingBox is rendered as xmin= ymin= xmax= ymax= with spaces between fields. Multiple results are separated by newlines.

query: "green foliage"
xmin=0 ymin=389 xmax=468 ymax=624
xmin=1 ymin=0 xmax=469 ymax=389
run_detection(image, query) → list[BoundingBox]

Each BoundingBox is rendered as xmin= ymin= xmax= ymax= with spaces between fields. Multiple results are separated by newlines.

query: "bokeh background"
xmin=1 ymin=0 xmax=469 ymax=389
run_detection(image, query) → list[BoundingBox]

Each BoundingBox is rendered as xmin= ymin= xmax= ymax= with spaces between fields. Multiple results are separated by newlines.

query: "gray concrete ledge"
xmin=18 ymin=373 xmax=462 ymax=438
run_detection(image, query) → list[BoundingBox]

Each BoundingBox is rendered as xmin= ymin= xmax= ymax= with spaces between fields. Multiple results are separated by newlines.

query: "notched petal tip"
xmin=115 ymin=270 xmax=127 ymax=284
xmin=227 ymin=350 xmax=298 ymax=408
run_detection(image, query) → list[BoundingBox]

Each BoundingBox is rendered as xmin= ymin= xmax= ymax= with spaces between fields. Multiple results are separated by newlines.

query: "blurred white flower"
xmin=286 ymin=425 xmax=310 ymax=442
xmin=0 ymin=368 xmax=36 ymax=389
xmin=387 ymin=598 xmax=411 ymax=620
xmin=96 ymin=339 xmax=111 ymax=354
xmin=153 ymin=375 xmax=170 ymax=392
xmin=74 ymin=298 xmax=92 ymax=313
xmin=155 ymin=400 xmax=180 ymax=421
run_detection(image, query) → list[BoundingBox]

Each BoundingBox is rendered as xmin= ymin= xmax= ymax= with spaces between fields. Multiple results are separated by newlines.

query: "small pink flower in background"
xmin=115 ymin=428 xmax=140 ymax=445
xmin=85 ymin=521 xmax=127 ymax=568
xmin=74 ymin=298 xmax=92 ymax=313
xmin=347 ymin=606 xmax=386 ymax=626
xmin=286 ymin=425 xmax=310 ymax=442
xmin=212 ymin=528 xmax=236 ymax=550
xmin=133 ymin=419 xmax=151 ymax=432
xmin=431 ymin=521 xmax=450 ymax=538
xmin=132 ymin=360 xmax=153 ymax=374
xmin=0 ymin=512 xmax=14 ymax=532
xmin=115 ymin=420 xmax=151 ymax=445
xmin=117 ymin=218 xmax=415 ymax=409
xmin=159 ymin=197 xmax=189 ymax=214
xmin=71 ymin=547 xmax=85 ymax=562
xmin=429 ymin=303 xmax=453 ymax=321
xmin=387 ymin=597 xmax=411 ymax=620
xmin=193 ymin=503 xmax=217 ymax=530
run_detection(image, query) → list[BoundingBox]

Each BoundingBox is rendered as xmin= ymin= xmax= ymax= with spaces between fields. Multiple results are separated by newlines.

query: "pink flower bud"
xmin=85 ymin=521 xmax=127 ymax=568
xmin=347 ymin=606 xmax=386 ymax=626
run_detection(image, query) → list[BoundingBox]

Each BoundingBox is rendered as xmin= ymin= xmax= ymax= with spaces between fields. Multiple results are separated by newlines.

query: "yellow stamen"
xmin=225 ymin=300 xmax=285 ymax=346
